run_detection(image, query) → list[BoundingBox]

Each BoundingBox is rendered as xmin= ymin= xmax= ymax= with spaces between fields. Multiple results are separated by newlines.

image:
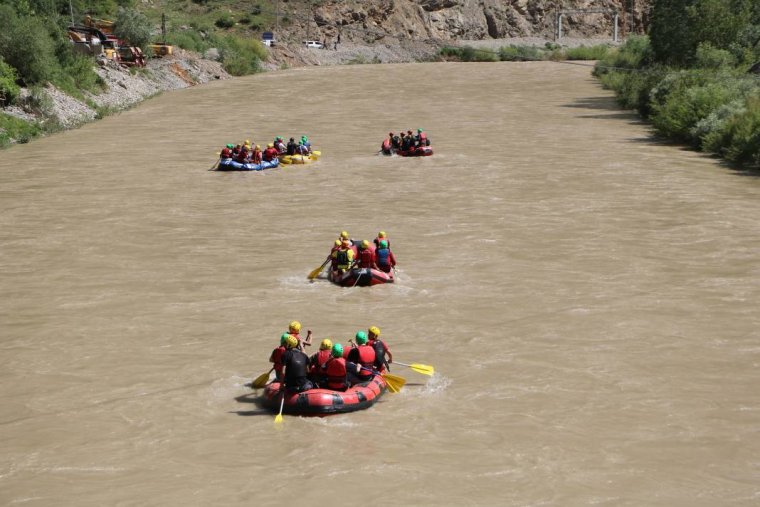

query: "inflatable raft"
xmin=380 ymin=140 xmax=433 ymax=157
xmin=329 ymin=267 xmax=394 ymax=287
xmin=279 ymin=150 xmax=321 ymax=165
xmin=262 ymin=375 xmax=387 ymax=415
xmin=217 ymin=158 xmax=280 ymax=171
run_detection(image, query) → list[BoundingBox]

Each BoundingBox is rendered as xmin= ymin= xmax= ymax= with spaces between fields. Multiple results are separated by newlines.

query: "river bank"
xmin=1 ymin=36 xmax=614 ymax=147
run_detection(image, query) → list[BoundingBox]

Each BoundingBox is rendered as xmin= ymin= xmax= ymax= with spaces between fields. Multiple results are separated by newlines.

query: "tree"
xmin=113 ymin=7 xmax=152 ymax=49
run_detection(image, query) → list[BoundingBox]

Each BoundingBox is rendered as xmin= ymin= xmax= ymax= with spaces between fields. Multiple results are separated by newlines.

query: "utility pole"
xmin=69 ymin=0 xmax=75 ymax=25
xmin=275 ymin=0 xmax=279 ymax=32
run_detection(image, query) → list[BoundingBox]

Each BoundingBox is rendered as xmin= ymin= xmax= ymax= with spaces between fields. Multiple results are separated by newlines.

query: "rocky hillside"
xmin=277 ymin=0 xmax=650 ymax=45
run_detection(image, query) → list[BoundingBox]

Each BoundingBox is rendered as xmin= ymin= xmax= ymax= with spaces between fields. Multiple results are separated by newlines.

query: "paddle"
xmin=308 ymin=256 xmax=331 ymax=280
xmin=209 ymin=158 xmax=219 ymax=170
xmin=274 ymin=390 xmax=285 ymax=425
xmin=252 ymin=367 xmax=274 ymax=388
xmin=394 ymin=361 xmax=435 ymax=376
xmin=358 ymin=365 xmax=406 ymax=392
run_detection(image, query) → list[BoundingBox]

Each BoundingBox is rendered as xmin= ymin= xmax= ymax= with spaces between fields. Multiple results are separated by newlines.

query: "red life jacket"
xmin=269 ymin=346 xmax=286 ymax=378
xmin=325 ymin=357 xmax=348 ymax=390
xmin=374 ymin=236 xmax=390 ymax=249
xmin=419 ymin=132 xmax=427 ymax=143
xmin=357 ymin=248 xmax=375 ymax=268
xmin=310 ymin=349 xmax=331 ymax=375
xmin=220 ymin=147 xmax=232 ymax=158
xmin=382 ymin=139 xmax=391 ymax=151
xmin=356 ymin=344 xmax=376 ymax=379
xmin=263 ymin=147 xmax=278 ymax=161
xmin=236 ymin=148 xmax=249 ymax=163
xmin=252 ymin=150 xmax=262 ymax=164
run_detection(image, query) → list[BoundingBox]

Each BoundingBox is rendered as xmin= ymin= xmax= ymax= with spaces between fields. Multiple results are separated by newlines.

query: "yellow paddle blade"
xmin=311 ymin=150 xmax=321 ymax=158
xmin=382 ymin=372 xmax=406 ymax=393
xmin=395 ymin=361 xmax=435 ymax=376
xmin=308 ymin=257 xmax=331 ymax=280
xmin=274 ymin=413 xmax=283 ymax=424
xmin=252 ymin=371 xmax=271 ymax=388
xmin=409 ymin=363 xmax=435 ymax=376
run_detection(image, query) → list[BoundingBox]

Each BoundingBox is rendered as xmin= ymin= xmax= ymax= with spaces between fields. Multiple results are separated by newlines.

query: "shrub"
xmin=564 ymin=45 xmax=611 ymax=61
xmin=0 ymin=9 xmax=58 ymax=85
xmin=114 ymin=7 xmax=153 ymax=49
xmin=695 ymin=42 xmax=737 ymax=68
xmin=0 ymin=57 xmax=20 ymax=105
xmin=166 ymin=31 xmax=207 ymax=52
xmin=217 ymin=35 xmax=265 ymax=76
xmin=215 ymin=14 xmax=235 ymax=29
xmin=499 ymin=45 xmax=543 ymax=61
xmin=719 ymin=96 xmax=760 ymax=166
xmin=698 ymin=99 xmax=748 ymax=153
xmin=0 ymin=112 xmax=42 ymax=148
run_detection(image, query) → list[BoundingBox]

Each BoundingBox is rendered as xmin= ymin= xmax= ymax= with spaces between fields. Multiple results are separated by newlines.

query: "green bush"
xmin=166 ymin=31 xmax=208 ymax=52
xmin=114 ymin=7 xmax=153 ymax=49
xmin=564 ymin=45 xmax=611 ymax=61
xmin=698 ymin=99 xmax=748 ymax=152
xmin=722 ymin=96 xmax=760 ymax=166
xmin=499 ymin=45 xmax=543 ymax=61
xmin=217 ymin=35 xmax=265 ymax=76
xmin=0 ymin=8 xmax=58 ymax=85
xmin=215 ymin=14 xmax=235 ymax=29
xmin=0 ymin=57 xmax=20 ymax=105
xmin=0 ymin=112 xmax=42 ymax=147
xmin=695 ymin=42 xmax=737 ymax=68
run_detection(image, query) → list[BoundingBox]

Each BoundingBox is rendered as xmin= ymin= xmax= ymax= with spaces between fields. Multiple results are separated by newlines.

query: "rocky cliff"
xmin=281 ymin=0 xmax=650 ymax=45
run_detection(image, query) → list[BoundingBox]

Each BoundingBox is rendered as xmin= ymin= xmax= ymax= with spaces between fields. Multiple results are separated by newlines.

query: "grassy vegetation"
xmin=594 ymin=33 xmax=760 ymax=168
xmin=0 ymin=113 xmax=42 ymax=147
xmin=440 ymin=43 xmax=612 ymax=63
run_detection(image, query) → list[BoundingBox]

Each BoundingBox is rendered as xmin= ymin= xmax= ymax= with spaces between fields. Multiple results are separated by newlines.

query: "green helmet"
xmin=355 ymin=331 xmax=368 ymax=344
xmin=331 ymin=343 xmax=343 ymax=358
xmin=379 ymin=240 xmax=388 ymax=248
xmin=417 ymin=128 xmax=423 ymax=133
xmin=226 ymin=143 xmax=234 ymax=149
xmin=280 ymin=333 xmax=291 ymax=346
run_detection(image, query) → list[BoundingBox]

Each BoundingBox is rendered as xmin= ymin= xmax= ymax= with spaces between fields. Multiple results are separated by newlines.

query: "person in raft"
xmin=269 ymin=333 xmax=290 ymax=381
xmin=373 ymin=231 xmax=390 ymax=249
xmin=286 ymin=321 xmax=311 ymax=351
xmin=262 ymin=143 xmax=279 ymax=162
xmin=347 ymin=331 xmax=376 ymax=382
xmin=367 ymin=326 xmax=393 ymax=373
xmin=282 ymin=335 xmax=314 ymax=392
xmin=220 ymin=143 xmax=233 ymax=159
xmin=286 ymin=137 xmax=298 ymax=156
xmin=415 ymin=128 xmax=430 ymax=147
xmin=323 ymin=343 xmax=362 ymax=391
xmin=251 ymin=145 xmax=263 ymax=165
xmin=274 ymin=136 xmax=287 ymax=154
xmin=298 ymin=136 xmax=312 ymax=155
xmin=353 ymin=240 xmax=378 ymax=270
xmin=329 ymin=239 xmax=342 ymax=271
xmin=308 ymin=338 xmax=333 ymax=386
xmin=374 ymin=239 xmax=396 ymax=273
xmin=332 ymin=239 xmax=355 ymax=273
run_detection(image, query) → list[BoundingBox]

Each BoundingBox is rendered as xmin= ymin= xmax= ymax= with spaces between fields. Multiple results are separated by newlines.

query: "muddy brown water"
xmin=2 ymin=62 xmax=760 ymax=506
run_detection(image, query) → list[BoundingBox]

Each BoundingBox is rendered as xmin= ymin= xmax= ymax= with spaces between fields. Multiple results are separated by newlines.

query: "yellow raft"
xmin=279 ymin=150 xmax=321 ymax=165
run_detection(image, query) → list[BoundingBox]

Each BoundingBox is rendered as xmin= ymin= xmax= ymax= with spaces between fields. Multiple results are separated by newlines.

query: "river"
xmin=1 ymin=61 xmax=759 ymax=506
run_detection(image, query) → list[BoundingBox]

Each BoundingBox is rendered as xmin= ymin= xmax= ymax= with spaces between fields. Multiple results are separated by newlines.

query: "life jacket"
xmin=376 ymin=247 xmax=391 ymax=267
xmin=357 ymin=248 xmax=374 ymax=268
xmin=275 ymin=141 xmax=286 ymax=154
xmin=220 ymin=147 xmax=232 ymax=158
xmin=232 ymin=146 xmax=241 ymax=156
xmin=356 ymin=344 xmax=376 ymax=379
xmin=269 ymin=345 xmax=286 ymax=379
xmin=252 ymin=150 xmax=262 ymax=164
xmin=419 ymin=132 xmax=428 ymax=144
xmin=370 ymin=339 xmax=388 ymax=371
xmin=382 ymin=139 xmax=391 ymax=152
xmin=310 ymin=349 xmax=332 ymax=376
xmin=335 ymin=248 xmax=352 ymax=270
xmin=287 ymin=141 xmax=297 ymax=155
xmin=267 ymin=147 xmax=280 ymax=161
xmin=236 ymin=148 xmax=249 ymax=163
xmin=325 ymin=357 xmax=348 ymax=390
xmin=283 ymin=349 xmax=309 ymax=387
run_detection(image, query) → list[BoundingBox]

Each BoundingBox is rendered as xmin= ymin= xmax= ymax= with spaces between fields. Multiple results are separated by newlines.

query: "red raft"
xmin=329 ymin=267 xmax=394 ymax=287
xmin=263 ymin=376 xmax=387 ymax=415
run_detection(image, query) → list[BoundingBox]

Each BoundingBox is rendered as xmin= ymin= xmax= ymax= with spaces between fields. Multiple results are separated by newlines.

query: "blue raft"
xmin=216 ymin=158 xmax=280 ymax=171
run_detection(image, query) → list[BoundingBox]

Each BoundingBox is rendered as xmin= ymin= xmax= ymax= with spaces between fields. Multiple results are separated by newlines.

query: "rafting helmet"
xmin=407 ymin=129 xmax=413 ymax=134
xmin=334 ymin=239 xmax=342 ymax=246
xmin=289 ymin=321 xmax=301 ymax=333
xmin=226 ymin=143 xmax=234 ymax=149
xmin=378 ymin=231 xmax=386 ymax=238
xmin=320 ymin=338 xmax=333 ymax=350
xmin=245 ymin=139 xmax=251 ymax=145
xmin=368 ymin=326 xmax=380 ymax=338
xmin=255 ymin=145 xmax=261 ymax=150
xmin=267 ymin=143 xmax=274 ymax=148
xmin=285 ymin=335 xmax=298 ymax=349
xmin=417 ymin=128 xmax=423 ymax=133
xmin=280 ymin=333 xmax=291 ymax=346
xmin=389 ymin=132 xmax=394 ymax=136
xmin=332 ymin=343 xmax=344 ymax=358
xmin=355 ymin=331 xmax=368 ymax=344
xmin=340 ymin=231 xmax=350 ymax=239
xmin=361 ymin=240 xmax=370 ymax=249
xmin=379 ymin=240 xmax=388 ymax=248
xmin=301 ymin=136 xmax=308 ymax=142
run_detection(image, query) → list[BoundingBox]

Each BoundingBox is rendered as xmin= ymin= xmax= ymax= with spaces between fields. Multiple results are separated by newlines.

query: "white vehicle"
xmin=304 ymin=40 xmax=324 ymax=49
